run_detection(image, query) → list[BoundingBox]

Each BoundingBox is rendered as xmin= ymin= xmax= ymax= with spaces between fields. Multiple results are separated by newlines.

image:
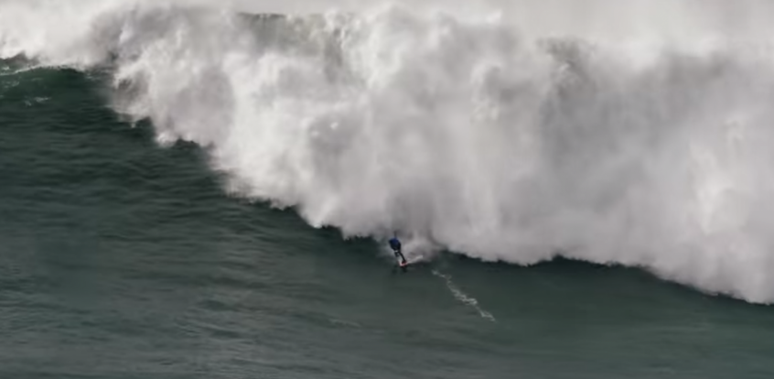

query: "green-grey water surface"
xmin=1 ymin=63 xmax=773 ymax=379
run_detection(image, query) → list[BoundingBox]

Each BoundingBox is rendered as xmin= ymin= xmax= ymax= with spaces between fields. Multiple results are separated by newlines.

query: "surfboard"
xmin=397 ymin=254 xmax=425 ymax=269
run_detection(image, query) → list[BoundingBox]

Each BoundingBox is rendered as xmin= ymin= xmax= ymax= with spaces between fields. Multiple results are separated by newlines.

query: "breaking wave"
xmin=3 ymin=0 xmax=774 ymax=303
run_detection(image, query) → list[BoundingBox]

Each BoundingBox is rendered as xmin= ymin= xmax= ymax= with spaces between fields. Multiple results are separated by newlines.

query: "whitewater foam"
xmin=3 ymin=0 xmax=774 ymax=303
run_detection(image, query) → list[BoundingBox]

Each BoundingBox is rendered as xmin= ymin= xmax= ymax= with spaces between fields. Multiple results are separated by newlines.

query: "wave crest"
xmin=4 ymin=0 xmax=774 ymax=303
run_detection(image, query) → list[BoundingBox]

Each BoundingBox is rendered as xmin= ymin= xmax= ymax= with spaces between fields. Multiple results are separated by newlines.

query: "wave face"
xmin=3 ymin=0 xmax=774 ymax=303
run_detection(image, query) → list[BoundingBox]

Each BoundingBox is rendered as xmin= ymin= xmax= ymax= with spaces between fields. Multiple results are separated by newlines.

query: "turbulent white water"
xmin=3 ymin=0 xmax=774 ymax=303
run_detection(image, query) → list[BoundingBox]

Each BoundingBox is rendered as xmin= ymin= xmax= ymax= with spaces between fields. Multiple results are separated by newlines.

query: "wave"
xmin=3 ymin=0 xmax=774 ymax=303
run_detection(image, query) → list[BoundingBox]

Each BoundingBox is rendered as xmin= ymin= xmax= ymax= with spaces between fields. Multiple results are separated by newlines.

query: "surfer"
xmin=389 ymin=235 xmax=408 ymax=270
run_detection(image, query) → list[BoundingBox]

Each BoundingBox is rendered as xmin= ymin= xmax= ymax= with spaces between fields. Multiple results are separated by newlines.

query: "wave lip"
xmin=4 ymin=0 xmax=774 ymax=304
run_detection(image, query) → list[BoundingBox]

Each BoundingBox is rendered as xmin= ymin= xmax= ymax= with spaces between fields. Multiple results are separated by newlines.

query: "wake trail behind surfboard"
xmin=432 ymin=269 xmax=496 ymax=322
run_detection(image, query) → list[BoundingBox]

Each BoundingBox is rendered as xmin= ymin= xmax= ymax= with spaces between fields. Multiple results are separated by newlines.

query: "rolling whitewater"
xmin=2 ymin=0 xmax=774 ymax=378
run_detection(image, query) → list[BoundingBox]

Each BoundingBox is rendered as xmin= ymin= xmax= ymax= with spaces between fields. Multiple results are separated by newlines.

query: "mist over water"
xmin=3 ymin=0 xmax=774 ymax=303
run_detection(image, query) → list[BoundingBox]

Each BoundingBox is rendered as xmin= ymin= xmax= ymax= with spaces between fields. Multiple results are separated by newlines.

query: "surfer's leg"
xmin=394 ymin=250 xmax=407 ymax=271
xmin=395 ymin=250 xmax=406 ymax=263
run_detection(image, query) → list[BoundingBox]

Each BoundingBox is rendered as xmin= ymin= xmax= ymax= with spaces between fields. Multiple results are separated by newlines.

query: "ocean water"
xmin=2 ymin=1 xmax=774 ymax=378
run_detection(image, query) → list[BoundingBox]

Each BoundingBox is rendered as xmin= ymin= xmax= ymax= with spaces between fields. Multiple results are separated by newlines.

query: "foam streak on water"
xmin=433 ymin=270 xmax=496 ymax=322
xmin=3 ymin=0 xmax=774 ymax=303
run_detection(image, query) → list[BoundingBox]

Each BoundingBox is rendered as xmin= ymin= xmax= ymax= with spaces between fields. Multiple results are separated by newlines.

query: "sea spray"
xmin=3 ymin=0 xmax=774 ymax=303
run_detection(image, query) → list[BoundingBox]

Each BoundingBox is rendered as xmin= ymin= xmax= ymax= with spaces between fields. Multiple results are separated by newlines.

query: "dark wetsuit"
xmin=389 ymin=237 xmax=407 ymax=267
